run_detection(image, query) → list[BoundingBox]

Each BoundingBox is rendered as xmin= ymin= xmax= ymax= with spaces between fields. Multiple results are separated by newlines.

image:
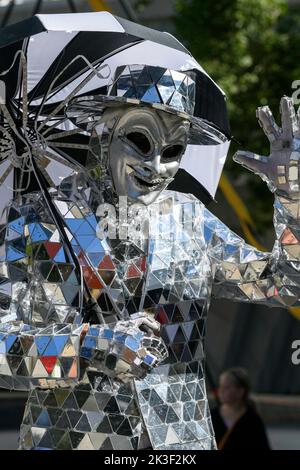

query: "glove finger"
xmin=256 ymin=105 xmax=281 ymax=142
xmin=139 ymin=317 xmax=161 ymax=332
xmin=280 ymin=96 xmax=297 ymax=140
xmin=233 ymin=150 xmax=269 ymax=176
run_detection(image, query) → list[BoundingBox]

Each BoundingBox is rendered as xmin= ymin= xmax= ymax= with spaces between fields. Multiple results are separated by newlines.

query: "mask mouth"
xmin=127 ymin=165 xmax=173 ymax=192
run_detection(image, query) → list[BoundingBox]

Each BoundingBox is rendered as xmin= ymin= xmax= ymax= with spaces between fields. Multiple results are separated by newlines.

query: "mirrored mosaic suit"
xmin=2 ymin=176 xmax=300 ymax=450
xmin=1 ymin=55 xmax=300 ymax=451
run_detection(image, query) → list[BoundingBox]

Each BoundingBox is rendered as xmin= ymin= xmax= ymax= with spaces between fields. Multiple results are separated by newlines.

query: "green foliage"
xmin=134 ymin=0 xmax=153 ymax=13
xmin=175 ymin=0 xmax=300 ymax=231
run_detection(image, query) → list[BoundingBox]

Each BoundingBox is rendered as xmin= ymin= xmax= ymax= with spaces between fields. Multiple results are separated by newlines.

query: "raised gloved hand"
xmin=234 ymin=96 xmax=300 ymax=200
xmin=80 ymin=312 xmax=168 ymax=382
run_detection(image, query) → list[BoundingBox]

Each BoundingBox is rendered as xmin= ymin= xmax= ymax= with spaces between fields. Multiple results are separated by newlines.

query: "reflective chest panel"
xmin=54 ymin=190 xmax=213 ymax=324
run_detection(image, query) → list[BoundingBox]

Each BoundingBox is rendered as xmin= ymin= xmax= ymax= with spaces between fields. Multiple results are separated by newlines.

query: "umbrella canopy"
xmin=0 ymin=11 xmax=230 ymax=206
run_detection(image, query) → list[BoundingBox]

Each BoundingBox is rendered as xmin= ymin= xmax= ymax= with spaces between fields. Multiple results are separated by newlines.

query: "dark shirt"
xmin=211 ymin=405 xmax=271 ymax=450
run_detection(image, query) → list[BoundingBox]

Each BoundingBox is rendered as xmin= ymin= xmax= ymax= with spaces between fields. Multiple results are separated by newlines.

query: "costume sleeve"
xmin=205 ymin=195 xmax=300 ymax=307
xmin=0 ymin=321 xmax=82 ymax=390
xmin=0 ymin=318 xmax=168 ymax=391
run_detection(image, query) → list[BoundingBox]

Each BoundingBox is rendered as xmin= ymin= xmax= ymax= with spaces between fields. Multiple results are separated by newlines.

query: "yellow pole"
xmin=219 ymin=173 xmax=265 ymax=251
xmin=88 ymin=0 xmax=111 ymax=12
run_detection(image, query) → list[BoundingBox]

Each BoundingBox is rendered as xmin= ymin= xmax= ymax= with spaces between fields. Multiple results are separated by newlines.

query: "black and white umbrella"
xmin=0 ymin=11 xmax=230 ymax=208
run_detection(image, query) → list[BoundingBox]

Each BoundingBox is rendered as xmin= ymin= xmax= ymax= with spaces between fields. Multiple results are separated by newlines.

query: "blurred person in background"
xmin=211 ymin=367 xmax=270 ymax=450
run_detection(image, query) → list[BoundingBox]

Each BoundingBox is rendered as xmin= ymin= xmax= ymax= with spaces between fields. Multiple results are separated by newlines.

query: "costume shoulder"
xmin=0 ymin=191 xmax=81 ymax=326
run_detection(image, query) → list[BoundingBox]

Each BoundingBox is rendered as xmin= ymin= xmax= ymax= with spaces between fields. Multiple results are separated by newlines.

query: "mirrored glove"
xmin=80 ymin=312 xmax=168 ymax=382
xmin=234 ymin=96 xmax=300 ymax=200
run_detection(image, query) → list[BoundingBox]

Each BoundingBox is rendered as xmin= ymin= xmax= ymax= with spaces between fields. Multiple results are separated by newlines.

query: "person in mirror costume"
xmin=0 ymin=25 xmax=300 ymax=451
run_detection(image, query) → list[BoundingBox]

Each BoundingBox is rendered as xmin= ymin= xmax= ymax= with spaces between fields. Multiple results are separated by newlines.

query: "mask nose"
xmin=145 ymin=154 xmax=167 ymax=176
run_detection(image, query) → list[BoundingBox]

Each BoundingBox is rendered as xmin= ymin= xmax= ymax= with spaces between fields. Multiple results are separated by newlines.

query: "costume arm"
xmin=0 ymin=314 xmax=168 ymax=391
xmin=0 ymin=196 xmax=167 ymax=390
xmin=0 ymin=321 xmax=83 ymax=390
xmin=206 ymin=201 xmax=300 ymax=306
xmin=209 ymin=97 xmax=300 ymax=307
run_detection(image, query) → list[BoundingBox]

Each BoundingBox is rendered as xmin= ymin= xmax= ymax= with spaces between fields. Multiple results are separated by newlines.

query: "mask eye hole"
xmin=125 ymin=132 xmax=152 ymax=155
xmin=162 ymin=144 xmax=184 ymax=161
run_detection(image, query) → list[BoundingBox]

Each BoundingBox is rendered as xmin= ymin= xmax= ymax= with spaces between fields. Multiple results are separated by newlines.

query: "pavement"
xmin=0 ymin=431 xmax=19 ymax=450
xmin=267 ymin=423 xmax=300 ymax=450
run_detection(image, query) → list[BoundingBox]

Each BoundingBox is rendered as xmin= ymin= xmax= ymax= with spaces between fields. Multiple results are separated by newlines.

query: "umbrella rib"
xmin=39 ymin=149 xmax=79 ymax=171
xmin=45 ymin=129 xmax=83 ymax=141
xmin=40 ymin=117 xmax=71 ymax=136
xmin=36 ymin=57 xmax=110 ymax=133
xmin=0 ymin=50 xmax=26 ymax=78
xmin=15 ymin=43 xmax=29 ymax=124
xmin=41 ymin=148 xmax=88 ymax=173
xmin=0 ymin=104 xmax=31 ymax=158
xmin=0 ymin=163 xmax=13 ymax=186
xmin=17 ymin=159 xmax=33 ymax=193
xmin=0 ymin=125 xmax=15 ymax=150
xmin=21 ymin=55 xmax=29 ymax=132
xmin=48 ymin=40 xmax=143 ymax=104
xmin=0 ymin=108 xmax=33 ymax=194
xmin=33 ymin=153 xmax=65 ymax=189
xmin=32 ymin=39 xmax=142 ymax=125
xmin=27 ymin=43 xmax=70 ymax=112
xmin=47 ymin=142 xmax=90 ymax=150
xmin=0 ymin=51 xmax=31 ymax=149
